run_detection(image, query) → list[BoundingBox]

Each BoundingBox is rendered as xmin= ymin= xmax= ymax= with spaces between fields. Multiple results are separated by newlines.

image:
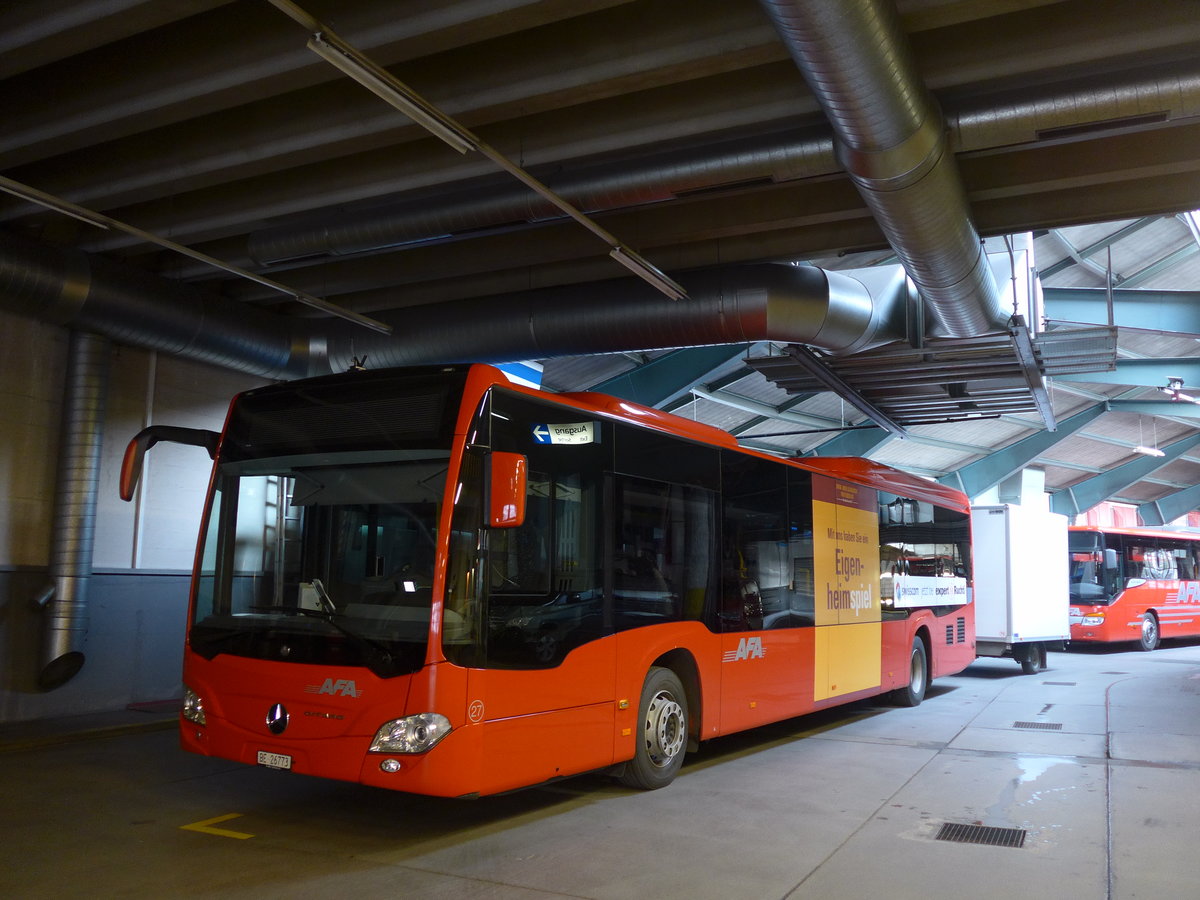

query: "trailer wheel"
xmin=893 ymin=636 xmax=928 ymax=707
xmin=1020 ymin=642 xmax=1046 ymax=675
xmin=619 ymin=667 xmax=688 ymax=790
xmin=1138 ymin=613 xmax=1160 ymax=652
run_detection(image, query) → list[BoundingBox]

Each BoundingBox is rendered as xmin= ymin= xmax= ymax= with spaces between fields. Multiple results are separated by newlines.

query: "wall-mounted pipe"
xmin=36 ymin=330 xmax=109 ymax=689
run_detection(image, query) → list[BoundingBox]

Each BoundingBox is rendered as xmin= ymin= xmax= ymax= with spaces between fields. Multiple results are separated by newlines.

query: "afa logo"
xmin=722 ymin=636 xmax=766 ymax=662
xmin=304 ymin=678 xmax=361 ymax=698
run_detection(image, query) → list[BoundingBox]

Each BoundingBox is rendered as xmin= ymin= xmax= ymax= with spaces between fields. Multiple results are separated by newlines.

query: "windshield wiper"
xmin=255 ymin=603 xmax=397 ymax=669
xmin=310 ymin=577 xmax=337 ymax=615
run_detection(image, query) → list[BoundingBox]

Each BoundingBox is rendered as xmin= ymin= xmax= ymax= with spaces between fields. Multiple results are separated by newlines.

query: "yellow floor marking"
xmin=180 ymin=813 xmax=254 ymax=839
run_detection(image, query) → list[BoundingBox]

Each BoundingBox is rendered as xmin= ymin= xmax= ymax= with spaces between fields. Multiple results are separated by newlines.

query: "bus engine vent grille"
xmin=945 ymin=617 xmax=967 ymax=644
xmin=1013 ymin=721 xmax=1063 ymax=731
xmin=934 ymin=823 xmax=1026 ymax=848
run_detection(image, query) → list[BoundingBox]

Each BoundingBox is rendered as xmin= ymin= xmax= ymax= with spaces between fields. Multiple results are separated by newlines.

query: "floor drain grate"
xmin=1013 ymin=721 xmax=1063 ymax=730
xmin=935 ymin=822 xmax=1026 ymax=848
xmin=1043 ymin=681 xmax=1076 ymax=686
xmin=1101 ymin=671 xmax=1129 ymax=675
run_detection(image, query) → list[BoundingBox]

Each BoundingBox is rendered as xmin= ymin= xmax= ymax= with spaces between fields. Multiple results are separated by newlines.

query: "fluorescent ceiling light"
xmin=1134 ymin=445 xmax=1165 ymax=457
xmin=609 ymin=247 xmax=686 ymax=300
xmin=307 ymin=33 xmax=474 ymax=155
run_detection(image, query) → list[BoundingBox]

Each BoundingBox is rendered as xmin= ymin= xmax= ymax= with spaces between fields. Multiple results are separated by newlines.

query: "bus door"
xmin=456 ymin=399 xmax=617 ymax=791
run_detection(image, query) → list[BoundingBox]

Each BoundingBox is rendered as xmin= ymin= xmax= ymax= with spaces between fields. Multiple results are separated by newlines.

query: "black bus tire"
xmin=1138 ymin=613 xmax=1160 ymax=652
xmin=619 ymin=667 xmax=688 ymax=790
xmin=893 ymin=636 xmax=928 ymax=707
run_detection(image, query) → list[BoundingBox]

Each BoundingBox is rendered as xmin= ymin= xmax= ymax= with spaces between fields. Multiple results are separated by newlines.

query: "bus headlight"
xmin=182 ymin=685 xmax=206 ymax=726
xmin=369 ymin=713 xmax=451 ymax=754
xmin=1082 ymin=613 xmax=1105 ymax=625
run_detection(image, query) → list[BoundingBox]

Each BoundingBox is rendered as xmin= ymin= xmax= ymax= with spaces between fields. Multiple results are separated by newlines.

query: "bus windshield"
xmin=191 ymin=452 xmax=450 ymax=677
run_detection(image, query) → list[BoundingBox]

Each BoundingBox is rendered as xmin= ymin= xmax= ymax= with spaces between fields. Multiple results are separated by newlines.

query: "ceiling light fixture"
xmin=0 ymin=175 xmax=392 ymax=334
xmin=1159 ymin=376 xmax=1200 ymax=404
xmin=271 ymin=0 xmax=688 ymax=301
xmin=306 ymin=33 xmax=475 ymax=155
xmin=1134 ymin=415 xmax=1165 ymax=457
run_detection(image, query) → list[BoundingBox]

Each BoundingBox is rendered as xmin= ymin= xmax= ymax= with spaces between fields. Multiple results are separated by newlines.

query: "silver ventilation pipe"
xmin=757 ymin=0 xmax=1007 ymax=338
xmin=322 ymin=263 xmax=912 ymax=372
xmin=35 ymin=331 xmax=109 ymax=689
xmin=0 ymin=233 xmax=311 ymax=380
xmin=3 ymin=230 xmax=914 ymax=379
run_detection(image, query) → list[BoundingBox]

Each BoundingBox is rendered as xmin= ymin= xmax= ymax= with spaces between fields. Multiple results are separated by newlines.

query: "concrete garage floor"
xmin=4 ymin=643 xmax=1200 ymax=899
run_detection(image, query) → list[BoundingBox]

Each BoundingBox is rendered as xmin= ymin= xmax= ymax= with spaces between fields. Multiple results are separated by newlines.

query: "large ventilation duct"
xmin=757 ymin=0 xmax=1007 ymax=338
xmin=1 ymin=231 xmax=914 ymax=378
xmin=322 ymin=264 xmax=912 ymax=372
xmin=36 ymin=331 xmax=109 ymax=690
xmin=0 ymin=233 xmax=310 ymax=380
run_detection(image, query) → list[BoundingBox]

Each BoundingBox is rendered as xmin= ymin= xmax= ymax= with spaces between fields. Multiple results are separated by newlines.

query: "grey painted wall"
xmin=1 ymin=570 xmax=189 ymax=721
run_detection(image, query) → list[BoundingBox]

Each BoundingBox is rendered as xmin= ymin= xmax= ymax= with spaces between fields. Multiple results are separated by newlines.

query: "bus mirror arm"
xmin=119 ymin=425 xmax=220 ymax=501
xmin=488 ymin=451 xmax=527 ymax=528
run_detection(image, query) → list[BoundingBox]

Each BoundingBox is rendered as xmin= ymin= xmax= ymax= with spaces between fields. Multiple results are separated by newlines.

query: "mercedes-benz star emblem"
xmin=266 ymin=703 xmax=289 ymax=735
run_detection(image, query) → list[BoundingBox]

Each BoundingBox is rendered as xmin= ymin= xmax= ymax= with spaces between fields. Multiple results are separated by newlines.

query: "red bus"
xmin=1069 ymin=524 xmax=1200 ymax=651
xmin=122 ymin=364 xmax=975 ymax=797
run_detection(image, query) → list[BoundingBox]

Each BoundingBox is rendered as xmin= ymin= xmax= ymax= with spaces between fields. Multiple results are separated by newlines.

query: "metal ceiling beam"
xmin=1039 ymin=217 xmax=1159 ymax=279
xmin=939 ymin=402 xmax=1108 ymax=497
xmin=805 ymin=427 xmax=892 ymax=458
xmin=1043 ymin=287 xmax=1200 ymax=333
xmin=1050 ymin=433 xmax=1200 ymax=517
xmin=1109 ymin=399 xmax=1200 ymax=420
xmin=783 ymin=345 xmax=907 ymax=436
xmin=1140 ymin=484 xmax=1200 ymax=525
xmin=586 ymin=344 xmax=753 ymax=407
xmin=1055 ymin=359 xmax=1200 ymax=389
xmin=1118 ymin=243 xmax=1200 ymax=289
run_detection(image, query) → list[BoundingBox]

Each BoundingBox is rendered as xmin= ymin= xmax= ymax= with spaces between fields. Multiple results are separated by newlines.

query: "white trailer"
xmin=971 ymin=504 xmax=1070 ymax=673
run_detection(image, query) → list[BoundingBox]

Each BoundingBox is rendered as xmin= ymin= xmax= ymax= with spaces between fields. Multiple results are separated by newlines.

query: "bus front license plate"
xmin=257 ymin=750 xmax=292 ymax=770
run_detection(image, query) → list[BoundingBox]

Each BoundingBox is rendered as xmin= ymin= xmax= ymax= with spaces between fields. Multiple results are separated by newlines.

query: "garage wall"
xmin=0 ymin=311 xmax=266 ymax=724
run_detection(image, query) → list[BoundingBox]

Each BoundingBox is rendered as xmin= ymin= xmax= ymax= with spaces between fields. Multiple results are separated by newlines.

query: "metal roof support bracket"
xmin=1009 ymin=315 xmax=1055 ymax=431
xmin=784 ymin=344 xmax=907 ymax=437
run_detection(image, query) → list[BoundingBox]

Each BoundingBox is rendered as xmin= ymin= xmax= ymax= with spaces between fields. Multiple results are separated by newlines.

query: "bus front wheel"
xmin=620 ymin=667 xmax=688 ymax=790
xmin=893 ymin=636 xmax=928 ymax=707
xmin=1138 ymin=613 xmax=1160 ymax=652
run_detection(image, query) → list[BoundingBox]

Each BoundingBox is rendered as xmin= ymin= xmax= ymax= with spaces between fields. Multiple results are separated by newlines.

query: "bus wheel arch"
xmin=1138 ymin=611 xmax=1160 ymax=651
xmin=893 ymin=629 xmax=929 ymax=707
xmin=619 ymin=660 xmax=694 ymax=790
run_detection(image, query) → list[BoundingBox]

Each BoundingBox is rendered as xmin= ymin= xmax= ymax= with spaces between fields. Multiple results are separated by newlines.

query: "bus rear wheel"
xmin=1138 ymin=613 xmax=1160 ymax=651
xmin=620 ymin=667 xmax=688 ymax=790
xmin=893 ymin=636 xmax=928 ymax=707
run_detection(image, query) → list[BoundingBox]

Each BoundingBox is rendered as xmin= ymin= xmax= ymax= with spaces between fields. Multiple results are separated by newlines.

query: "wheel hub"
xmin=644 ymin=691 xmax=685 ymax=767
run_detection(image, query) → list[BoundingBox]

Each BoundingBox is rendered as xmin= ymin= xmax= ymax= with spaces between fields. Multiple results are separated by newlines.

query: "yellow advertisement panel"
xmin=812 ymin=475 xmax=881 ymax=700
xmin=814 ymin=622 xmax=883 ymax=701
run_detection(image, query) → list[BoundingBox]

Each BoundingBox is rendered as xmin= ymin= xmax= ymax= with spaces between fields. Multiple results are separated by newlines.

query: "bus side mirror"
xmin=489 ymin=452 xmax=527 ymax=528
xmin=120 ymin=426 xmax=220 ymax=501
xmin=1104 ymin=549 xmax=1119 ymax=572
